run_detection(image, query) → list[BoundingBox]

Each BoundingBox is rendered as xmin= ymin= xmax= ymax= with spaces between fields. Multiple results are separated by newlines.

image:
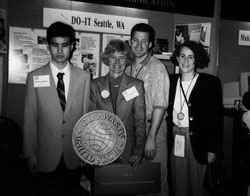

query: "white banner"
xmin=43 ymin=8 xmax=148 ymax=35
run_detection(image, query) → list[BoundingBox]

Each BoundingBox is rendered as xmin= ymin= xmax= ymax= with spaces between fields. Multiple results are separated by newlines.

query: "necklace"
xmin=177 ymin=73 xmax=196 ymax=120
xmin=108 ymin=74 xmax=122 ymax=88
xmin=111 ymin=84 xmax=120 ymax=88
xmin=132 ymin=64 xmax=144 ymax=78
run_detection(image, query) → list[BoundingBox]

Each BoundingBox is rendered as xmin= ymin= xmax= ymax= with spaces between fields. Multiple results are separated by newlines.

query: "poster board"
xmin=174 ymin=23 xmax=211 ymax=53
xmin=8 ymin=27 xmax=100 ymax=84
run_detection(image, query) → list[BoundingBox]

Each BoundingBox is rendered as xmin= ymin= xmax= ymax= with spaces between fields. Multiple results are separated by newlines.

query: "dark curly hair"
xmin=242 ymin=91 xmax=250 ymax=110
xmin=102 ymin=39 xmax=135 ymax=67
xmin=171 ymin=40 xmax=210 ymax=69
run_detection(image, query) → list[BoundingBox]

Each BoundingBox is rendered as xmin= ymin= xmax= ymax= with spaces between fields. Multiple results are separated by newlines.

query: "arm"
xmin=145 ymin=63 xmax=170 ymax=159
xmin=145 ymin=107 xmax=165 ymax=159
xmin=83 ymin=72 xmax=91 ymax=114
xmin=129 ymin=81 xmax=146 ymax=166
xmin=23 ymin=73 xmax=38 ymax=175
xmin=207 ymin=77 xmax=224 ymax=163
xmin=89 ymin=81 xmax=98 ymax=111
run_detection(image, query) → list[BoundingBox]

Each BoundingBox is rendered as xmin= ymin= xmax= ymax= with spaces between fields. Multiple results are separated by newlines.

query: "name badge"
xmin=33 ymin=75 xmax=50 ymax=87
xmin=122 ymin=86 xmax=139 ymax=101
xmin=174 ymin=134 xmax=185 ymax=157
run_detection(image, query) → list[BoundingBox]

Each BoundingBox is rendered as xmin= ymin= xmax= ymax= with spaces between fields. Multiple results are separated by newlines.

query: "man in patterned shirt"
xmin=126 ymin=23 xmax=170 ymax=196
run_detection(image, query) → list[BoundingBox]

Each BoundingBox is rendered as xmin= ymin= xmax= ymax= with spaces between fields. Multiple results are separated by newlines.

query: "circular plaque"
xmin=72 ymin=110 xmax=127 ymax=166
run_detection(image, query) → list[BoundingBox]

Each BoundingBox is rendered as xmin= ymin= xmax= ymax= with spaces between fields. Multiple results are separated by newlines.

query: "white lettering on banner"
xmin=238 ymin=30 xmax=250 ymax=46
xmin=120 ymin=0 xmax=175 ymax=7
xmin=43 ymin=8 xmax=148 ymax=35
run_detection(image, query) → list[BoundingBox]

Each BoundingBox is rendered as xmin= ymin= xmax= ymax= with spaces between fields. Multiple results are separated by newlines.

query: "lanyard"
xmin=179 ymin=73 xmax=196 ymax=109
xmin=131 ymin=64 xmax=144 ymax=79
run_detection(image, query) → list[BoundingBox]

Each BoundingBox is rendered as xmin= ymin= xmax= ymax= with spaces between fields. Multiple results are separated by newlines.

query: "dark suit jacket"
xmin=167 ymin=73 xmax=224 ymax=164
xmin=23 ymin=63 xmax=90 ymax=172
xmin=89 ymin=73 xmax=146 ymax=163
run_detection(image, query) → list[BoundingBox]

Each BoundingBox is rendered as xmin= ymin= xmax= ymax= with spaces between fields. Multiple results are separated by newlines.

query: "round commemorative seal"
xmin=72 ymin=110 xmax=127 ymax=166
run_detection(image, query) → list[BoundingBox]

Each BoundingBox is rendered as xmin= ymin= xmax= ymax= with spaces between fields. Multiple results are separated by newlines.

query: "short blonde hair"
xmin=102 ymin=39 xmax=135 ymax=67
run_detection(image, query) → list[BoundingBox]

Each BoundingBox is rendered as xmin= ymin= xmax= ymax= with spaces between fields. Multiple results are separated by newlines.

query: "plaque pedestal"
xmin=93 ymin=163 xmax=161 ymax=195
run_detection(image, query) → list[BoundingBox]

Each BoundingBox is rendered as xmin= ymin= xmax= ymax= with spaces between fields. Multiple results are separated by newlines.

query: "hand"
xmin=208 ymin=152 xmax=216 ymax=164
xmin=27 ymin=156 xmax=38 ymax=176
xmin=145 ymin=135 xmax=156 ymax=160
xmin=129 ymin=155 xmax=141 ymax=167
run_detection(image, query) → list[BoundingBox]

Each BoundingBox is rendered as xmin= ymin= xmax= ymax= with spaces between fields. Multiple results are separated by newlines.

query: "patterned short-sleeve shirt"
xmin=127 ymin=54 xmax=170 ymax=120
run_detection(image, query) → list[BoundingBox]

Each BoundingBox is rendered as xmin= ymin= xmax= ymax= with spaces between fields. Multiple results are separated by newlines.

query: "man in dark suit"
xmin=22 ymin=21 xmax=90 ymax=196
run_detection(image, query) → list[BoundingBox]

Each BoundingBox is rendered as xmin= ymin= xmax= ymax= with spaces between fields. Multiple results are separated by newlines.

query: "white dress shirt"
xmin=50 ymin=61 xmax=70 ymax=101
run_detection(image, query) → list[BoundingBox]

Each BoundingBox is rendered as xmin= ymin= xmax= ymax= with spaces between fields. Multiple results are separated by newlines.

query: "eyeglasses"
xmin=178 ymin=54 xmax=195 ymax=63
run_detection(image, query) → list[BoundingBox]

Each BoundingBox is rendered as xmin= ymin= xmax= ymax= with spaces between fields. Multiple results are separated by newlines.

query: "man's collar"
xmin=138 ymin=53 xmax=151 ymax=67
xmin=50 ymin=61 xmax=70 ymax=73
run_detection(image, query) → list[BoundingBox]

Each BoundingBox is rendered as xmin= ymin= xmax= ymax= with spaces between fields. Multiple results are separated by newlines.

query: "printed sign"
xmin=43 ymin=8 xmax=148 ymax=35
xmin=238 ymin=30 xmax=250 ymax=46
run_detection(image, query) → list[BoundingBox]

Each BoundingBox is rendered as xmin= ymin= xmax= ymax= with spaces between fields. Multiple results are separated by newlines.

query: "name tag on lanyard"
xmin=174 ymin=134 xmax=185 ymax=157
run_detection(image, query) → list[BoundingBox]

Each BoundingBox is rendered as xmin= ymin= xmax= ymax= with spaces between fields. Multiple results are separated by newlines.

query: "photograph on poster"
xmin=8 ymin=27 xmax=100 ymax=84
xmin=72 ymin=32 xmax=100 ymax=80
xmin=0 ymin=9 xmax=6 ymax=53
xmin=152 ymin=39 xmax=169 ymax=55
xmin=174 ymin=23 xmax=211 ymax=54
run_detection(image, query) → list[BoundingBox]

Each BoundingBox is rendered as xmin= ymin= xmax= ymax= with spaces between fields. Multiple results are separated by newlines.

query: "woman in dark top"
xmin=168 ymin=40 xmax=224 ymax=196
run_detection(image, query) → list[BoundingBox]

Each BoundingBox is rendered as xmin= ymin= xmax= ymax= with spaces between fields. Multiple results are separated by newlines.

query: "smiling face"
xmin=130 ymin=31 xmax=152 ymax=60
xmin=177 ymin=46 xmax=195 ymax=75
xmin=108 ymin=51 xmax=126 ymax=79
xmin=48 ymin=37 xmax=73 ymax=69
